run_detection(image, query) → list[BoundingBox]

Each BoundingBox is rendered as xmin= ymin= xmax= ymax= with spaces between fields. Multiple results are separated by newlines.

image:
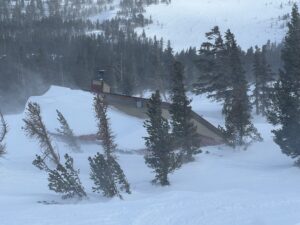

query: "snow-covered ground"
xmin=1 ymin=86 xmax=300 ymax=225
xmin=88 ymin=0 xmax=298 ymax=51
xmin=137 ymin=0 xmax=298 ymax=51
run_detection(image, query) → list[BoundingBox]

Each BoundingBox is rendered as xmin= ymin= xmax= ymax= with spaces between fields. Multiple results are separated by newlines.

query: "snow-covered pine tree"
xmin=89 ymin=153 xmax=119 ymax=198
xmin=88 ymin=153 xmax=131 ymax=199
xmin=56 ymin=110 xmax=80 ymax=153
xmin=221 ymin=30 xmax=262 ymax=148
xmin=0 ymin=112 xmax=8 ymax=157
xmin=90 ymin=95 xmax=131 ymax=198
xmin=144 ymin=90 xmax=180 ymax=186
xmin=252 ymin=46 xmax=274 ymax=116
xmin=170 ymin=61 xmax=201 ymax=162
xmin=94 ymin=95 xmax=116 ymax=158
xmin=193 ymin=26 xmax=230 ymax=102
xmin=23 ymin=102 xmax=60 ymax=166
xmin=33 ymin=153 xmax=86 ymax=200
xmin=47 ymin=154 xmax=86 ymax=199
xmin=268 ymin=4 xmax=300 ymax=166
xmin=194 ymin=27 xmax=262 ymax=148
xmin=107 ymin=156 xmax=131 ymax=195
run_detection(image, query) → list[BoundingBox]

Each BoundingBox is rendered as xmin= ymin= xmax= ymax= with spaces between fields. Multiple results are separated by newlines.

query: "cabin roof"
xmin=96 ymin=92 xmax=226 ymax=144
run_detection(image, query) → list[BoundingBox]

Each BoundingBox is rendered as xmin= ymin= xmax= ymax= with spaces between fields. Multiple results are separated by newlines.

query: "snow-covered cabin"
xmin=92 ymin=79 xmax=225 ymax=147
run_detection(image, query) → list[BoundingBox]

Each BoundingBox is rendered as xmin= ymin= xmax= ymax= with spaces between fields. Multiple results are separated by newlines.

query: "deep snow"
xmin=1 ymin=86 xmax=300 ymax=225
xmin=137 ymin=0 xmax=299 ymax=51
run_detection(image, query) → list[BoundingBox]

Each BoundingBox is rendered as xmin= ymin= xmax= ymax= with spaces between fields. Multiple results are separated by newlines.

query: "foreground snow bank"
xmin=0 ymin=86 xmax=300 ymax=225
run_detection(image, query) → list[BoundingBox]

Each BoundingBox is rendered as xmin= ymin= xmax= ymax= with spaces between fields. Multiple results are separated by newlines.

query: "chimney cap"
xmin=96 ymin=70 xmax=105 ymax=80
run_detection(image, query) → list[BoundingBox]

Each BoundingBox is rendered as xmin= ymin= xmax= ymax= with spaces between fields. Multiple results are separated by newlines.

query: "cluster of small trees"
xmin=0 ymin=0 xmax=287 ymax=119
xmin=193 ymin=3 xmax=300 ymax=166
xmin=0 ymin=0 xmax=284 ymax=115
xmin=0 ymin=4 xmax=176 ymax=113
xmin=0 ymin=0 xmax=115 ymax=21
xmin=194 ymin=27 xmax=262 ymax=148
xmin=23 ymin=102 xmax=86 ymax=199
xmin=23 ymin=97 xmax=130 ymax=200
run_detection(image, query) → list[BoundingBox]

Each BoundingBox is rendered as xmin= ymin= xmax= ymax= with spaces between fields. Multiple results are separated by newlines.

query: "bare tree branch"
xmin=0 ymin=111 xmax=8 ymax=157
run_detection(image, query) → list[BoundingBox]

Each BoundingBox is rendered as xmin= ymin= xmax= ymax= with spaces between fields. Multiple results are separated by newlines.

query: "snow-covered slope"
xmin=138 ymin=0 xmax=298 ymax=51
xmin=1 ymin=86 xmax=300 ymax=225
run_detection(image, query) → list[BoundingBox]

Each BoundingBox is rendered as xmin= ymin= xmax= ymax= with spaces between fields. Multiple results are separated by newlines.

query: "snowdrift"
xmin=1 ymin=86 xmax=300 ymax=225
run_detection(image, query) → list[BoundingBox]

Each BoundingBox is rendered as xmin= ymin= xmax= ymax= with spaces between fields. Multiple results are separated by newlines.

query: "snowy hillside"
xmin=1 ymin=86 xmax=300 ymax=225
xmin=137 ymin=0 xmax=298 ymax=51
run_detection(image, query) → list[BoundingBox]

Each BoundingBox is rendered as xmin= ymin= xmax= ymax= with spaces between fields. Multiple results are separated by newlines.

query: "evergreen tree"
xmin=144 ymin=90 xmax=179 ymax=186
xmin=193 ymin=26 xmax=230 ymax=102
xmin=151 ymin=37 xmax=168 ymax=100
xmin=0 ymin=112 xmax=8 ymax=157
xmin=34 ymin=154 xmax=87 ymax=199
xmin=56 ymin=110 xmax=80 ymax=153
xmin=90 ymin=95 xmax=131 ymax=198
xmin=23 ymin=102 xmax=60 ymax=166
xmin=163 ymin=40 xmax=175 ymax=88
xmin=268 ymin=4 xmax=300 ymax=165
xmin=222 ymin=30 xmax=262 ymax=147
xmin=48 ymin=154 xmax=86 ymax=199
xmin=94 ymin=95 xmax=116 ymax=158
xmin=24 ymin=105 xmax=86 ymax=200
xmin=88 ymin=153 xmax=131 ymax=199
xmin=170 ymin=61 xmax=201 ymax=162
xmin=194 ymin=27 xmax=262 ymax=148
xmin=252 ymin=46 xmax=274 ymax=115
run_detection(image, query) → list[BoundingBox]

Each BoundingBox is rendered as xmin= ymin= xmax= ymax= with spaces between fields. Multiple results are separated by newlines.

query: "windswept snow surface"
xmin=137 ymin=0 xmax=299 ymax=51
xmin=1 ymin=86 xmax=300 ymax=225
